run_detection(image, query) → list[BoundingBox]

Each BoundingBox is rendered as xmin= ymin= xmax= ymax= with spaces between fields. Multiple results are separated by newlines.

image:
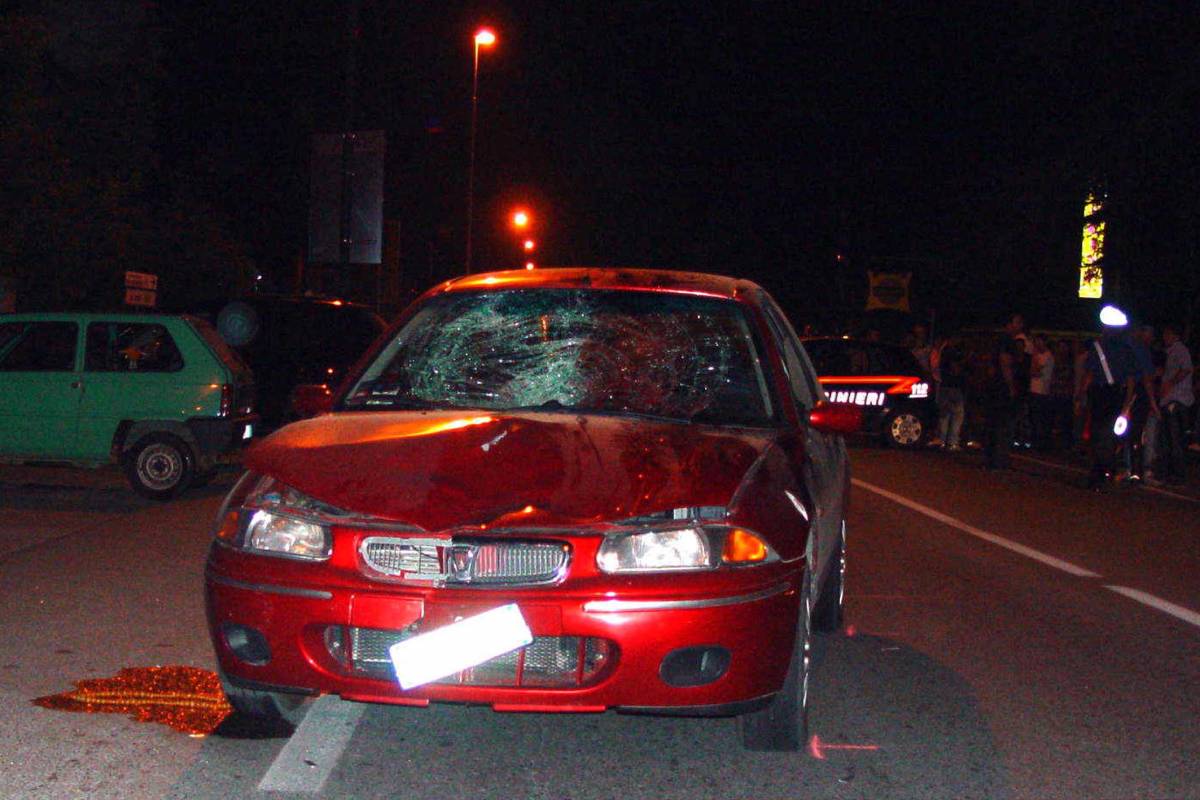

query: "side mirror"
xmin=289 ymin=383 xmax=335 ymax=419
xmin=807 ymin=401 xmax=863 ymax=435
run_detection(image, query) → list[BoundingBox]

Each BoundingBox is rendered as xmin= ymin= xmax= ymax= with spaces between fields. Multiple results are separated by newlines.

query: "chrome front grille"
xmin=362 ymin=539 xmax=442 ymax=577
xmin=346 ymin=626 xmax=611 ymax=687
xmin=461 ymin=541 xmax=567 ymax=583
xmin=359 ymin=536 xmax=569 ymax=586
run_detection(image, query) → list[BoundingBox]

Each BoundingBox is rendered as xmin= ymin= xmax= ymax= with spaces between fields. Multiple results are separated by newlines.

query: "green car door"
xmin=0 ymin=320 xmax=86 ymax=459
xmin=74 ymin=319 xmax=226 ymax=460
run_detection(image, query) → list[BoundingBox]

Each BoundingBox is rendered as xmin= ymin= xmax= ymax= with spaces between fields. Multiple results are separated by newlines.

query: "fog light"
xmin=659 ymin=646 xmax=730 ymax=687
xmin=324 ymin=625 xmax=348 ymax=666
xmin=221 ymin=622 xmax=271 ymax=665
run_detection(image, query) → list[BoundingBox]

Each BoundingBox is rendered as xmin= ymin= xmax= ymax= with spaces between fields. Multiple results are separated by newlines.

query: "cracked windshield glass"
xmin=345 ymin=289 xmax=774 ymax=426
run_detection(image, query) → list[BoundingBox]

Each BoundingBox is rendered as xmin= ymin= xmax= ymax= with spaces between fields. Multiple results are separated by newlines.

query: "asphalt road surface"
xmin=1 ymin=445 xmax=1197 ymax=800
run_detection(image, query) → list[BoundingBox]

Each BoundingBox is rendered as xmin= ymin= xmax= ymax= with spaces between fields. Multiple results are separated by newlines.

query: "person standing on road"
xmin=1158 ymin=324 xmax=1194 ymax=484
xmin=936 ymin=336 xmax=967 ymax=450
xmin=1029 ymin=334 xmax=1055 ymax=450
xmin=1124 ymin=324 xmax=1161 ymax=481
xmin=983 ymin=330 xmax=1022 ymax=470
xmin=1072 ymin=338 xmax=1093 ymax=451
xmin=1076 ymin=316 xmax=1139 ymax=491
xmin=1005 ymin=314 xmax=1034 ymax=448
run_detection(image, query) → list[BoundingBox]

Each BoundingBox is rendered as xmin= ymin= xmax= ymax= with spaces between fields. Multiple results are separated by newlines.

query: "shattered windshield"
xmin=344 ymin=289 xmax=776 ymax=426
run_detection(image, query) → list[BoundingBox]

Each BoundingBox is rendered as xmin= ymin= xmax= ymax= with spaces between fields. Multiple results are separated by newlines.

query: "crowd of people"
xmin=917 ymin=313 xmax=1196 ymax=490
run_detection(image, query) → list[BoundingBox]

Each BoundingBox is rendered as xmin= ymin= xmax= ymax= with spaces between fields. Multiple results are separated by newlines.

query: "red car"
xmin=205 ymin=268 xmax=860 ymax=751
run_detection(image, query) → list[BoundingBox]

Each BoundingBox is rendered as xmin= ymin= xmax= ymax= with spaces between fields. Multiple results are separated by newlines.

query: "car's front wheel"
xmin=219 ymin=670 xmax=311 ymax=726
xmin=740 ymin=570 xmax=812 ymax=751
xmin=123 ymin=433 xmax=195 ymax=500
xmin=885 ymin=410 xmax=925 ymax=448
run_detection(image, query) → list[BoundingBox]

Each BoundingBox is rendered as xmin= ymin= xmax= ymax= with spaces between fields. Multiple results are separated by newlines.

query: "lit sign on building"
xmin=1079 ymin=192 xmax=1105 ymax=299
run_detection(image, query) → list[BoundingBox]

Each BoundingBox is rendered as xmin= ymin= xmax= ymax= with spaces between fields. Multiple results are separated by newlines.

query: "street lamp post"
xmin=465 ymin=28 xmax=496 ymax=274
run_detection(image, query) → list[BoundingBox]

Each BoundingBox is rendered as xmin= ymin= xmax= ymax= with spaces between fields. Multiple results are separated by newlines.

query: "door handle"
xmin=70 ymin=380 xmax=82 ymax=389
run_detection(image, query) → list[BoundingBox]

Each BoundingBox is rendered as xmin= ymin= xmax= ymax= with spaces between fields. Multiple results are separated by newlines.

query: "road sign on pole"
xmin=124 ymin=272 xmax=158 ymax=307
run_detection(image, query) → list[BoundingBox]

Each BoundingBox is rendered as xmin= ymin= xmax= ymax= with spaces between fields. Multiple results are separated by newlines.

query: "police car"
xmin=801 ymin=337 xmax=935 ymax=448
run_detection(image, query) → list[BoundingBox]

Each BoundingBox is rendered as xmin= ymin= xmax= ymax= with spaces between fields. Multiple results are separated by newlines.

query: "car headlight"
xmin=213 ymin=473 xmax=334 ymax=560
xmin=596 ymin=525 xmax=777 ymax=573
xmin=244 ymin=508 xmax=329 ymax=559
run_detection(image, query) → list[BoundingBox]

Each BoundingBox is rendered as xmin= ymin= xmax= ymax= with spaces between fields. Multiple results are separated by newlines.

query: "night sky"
xmin=5 ymin=1 xmax=1198 ymax=332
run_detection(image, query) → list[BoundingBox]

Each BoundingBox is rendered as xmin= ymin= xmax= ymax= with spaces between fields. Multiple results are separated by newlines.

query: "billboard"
xmin=865 ymin=271 xmax=911 ymax=312
xmin=308 ymin=131 xmax=386 ymax=265
xmin=1078 ymin=192 xmax=1105 ymax=299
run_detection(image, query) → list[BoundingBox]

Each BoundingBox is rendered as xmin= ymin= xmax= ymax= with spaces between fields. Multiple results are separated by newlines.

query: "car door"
xmin=76 ymin=320 xmax=190 ymax=459
xmin=760 ymin=301 xmax=848 ymax=584
xmin=0 ymin=320 xmax=84 ymax=458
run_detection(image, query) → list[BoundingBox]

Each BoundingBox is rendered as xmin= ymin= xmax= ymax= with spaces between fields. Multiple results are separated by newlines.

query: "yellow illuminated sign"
xmin=1078 ymin=193 xmax=1105 ymax=299
xmin=1081 ymin=221 xmax=1105 ymax=266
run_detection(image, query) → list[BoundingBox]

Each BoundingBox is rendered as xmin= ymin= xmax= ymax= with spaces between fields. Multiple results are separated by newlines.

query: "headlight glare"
xmin=596 ymin=525 xmax=779 ymax=573
xmin=245 ymin=509 xmax=330 ymax=559
xmin=213 ymin=474 xmax=334 ymax=560
xmin=597 ymin=528 xmax=712 ymax=573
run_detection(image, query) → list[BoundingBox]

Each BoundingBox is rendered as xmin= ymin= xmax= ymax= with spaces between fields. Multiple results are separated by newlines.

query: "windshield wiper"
xmin=504 ymin=399 xmax=571 ymax=412
xmin=346 ymin=393 xmax=439 ymax=411
xmin=504 ymin=403 xmax=692 ymax=425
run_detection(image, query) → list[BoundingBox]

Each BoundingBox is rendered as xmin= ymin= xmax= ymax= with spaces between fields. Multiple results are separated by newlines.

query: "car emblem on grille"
xmin=447 ymin=544 xmax=476 ymax=581
xmin=359 ymin=536 xmax=570 ymax=586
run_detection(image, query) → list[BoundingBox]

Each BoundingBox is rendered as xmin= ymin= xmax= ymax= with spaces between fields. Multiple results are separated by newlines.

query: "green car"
xmin=0 ymin=313 xmax=257 ymax=499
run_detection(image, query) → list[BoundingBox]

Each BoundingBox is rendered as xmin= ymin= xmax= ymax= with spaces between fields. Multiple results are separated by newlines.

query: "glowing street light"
xmin=1099 ymin=304 xmax=1128 ymax=328
xmin=464 ymin=27 xmax=497 ymax=273
xmin=511 ymin=209 xmax=530 ymax=229
xmin=523 ymin=239 xmax=535 ymax=252
xmin=525 ymin=262 xmax=536 ymax=270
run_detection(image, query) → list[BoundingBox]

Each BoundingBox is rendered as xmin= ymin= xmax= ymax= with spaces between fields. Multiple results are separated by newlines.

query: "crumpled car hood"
xmin=244 ymin=411 xmax=777 ymax=530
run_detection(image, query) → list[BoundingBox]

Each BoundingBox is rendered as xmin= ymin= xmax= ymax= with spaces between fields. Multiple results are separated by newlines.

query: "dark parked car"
xmin=209 ymin=295 xmax=385 ymax=429
xmin=801 ymin=336 xmax=935 ymax=447
xmin=206 ymin=268 xmax=861 ymax=751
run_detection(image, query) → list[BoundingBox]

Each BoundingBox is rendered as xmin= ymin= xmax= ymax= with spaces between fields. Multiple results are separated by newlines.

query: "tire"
xmin=740 ymin=570 xmax=812 ymax=751
xmin=219 ymin=670 xmax=311 ymax=726
xmin=122 ymin=433 xmax=195 ymax=500
xmin=885 ymin=410 xmax=925 ymax=448
xmin=811 ymin=520 xmax=846 ymax=633
xmin=216 ymin=301 xmax=260 ymax=347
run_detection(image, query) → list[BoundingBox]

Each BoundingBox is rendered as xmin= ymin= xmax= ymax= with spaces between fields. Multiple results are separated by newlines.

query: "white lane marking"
xmin=258 ymin=695 xmax=364 ymax=794
xmin=1013 ymin=453 xmax=1199 ymax=504
xmin=854 ymin=477 xmax=1200 ymax=630
xmin=1104 ymin=585 xmax=1200 ymax=630
xmin=851 ymin=478 xmax=1102 ymax=578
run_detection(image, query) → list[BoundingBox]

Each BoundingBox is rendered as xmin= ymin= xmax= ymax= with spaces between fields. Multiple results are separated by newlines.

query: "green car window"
xmin=0 ymin=322 xmax=78 ymax=371
xmin=85 ymin=322 xmax=184 ymax=372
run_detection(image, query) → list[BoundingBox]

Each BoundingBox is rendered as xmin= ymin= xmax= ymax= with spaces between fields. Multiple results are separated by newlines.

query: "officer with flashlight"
xmin=1075 ymin=306 xmax=1139 ymax=491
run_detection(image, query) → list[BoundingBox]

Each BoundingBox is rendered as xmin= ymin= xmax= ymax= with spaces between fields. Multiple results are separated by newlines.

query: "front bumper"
xmin=187 ymin=414 xmax=259 ymax=459
xmin=205 ymin=546 xmax=801 ymax=713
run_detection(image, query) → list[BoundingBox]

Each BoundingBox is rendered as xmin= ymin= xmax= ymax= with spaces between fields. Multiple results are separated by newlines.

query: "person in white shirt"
xmin=1028 ymin=333 xmax=1055 ymax=450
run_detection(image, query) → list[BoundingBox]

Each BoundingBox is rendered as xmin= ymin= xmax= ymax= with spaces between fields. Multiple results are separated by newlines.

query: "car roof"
xmin=1 ymin=312 xmax=186 ymax=324
xmin=433 ymin=267 xmax=762 ymax=301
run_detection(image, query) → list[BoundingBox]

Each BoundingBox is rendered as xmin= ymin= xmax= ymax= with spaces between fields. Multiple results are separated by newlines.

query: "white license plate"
xmin=389 ymin=604 xmax=533 ymax=690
